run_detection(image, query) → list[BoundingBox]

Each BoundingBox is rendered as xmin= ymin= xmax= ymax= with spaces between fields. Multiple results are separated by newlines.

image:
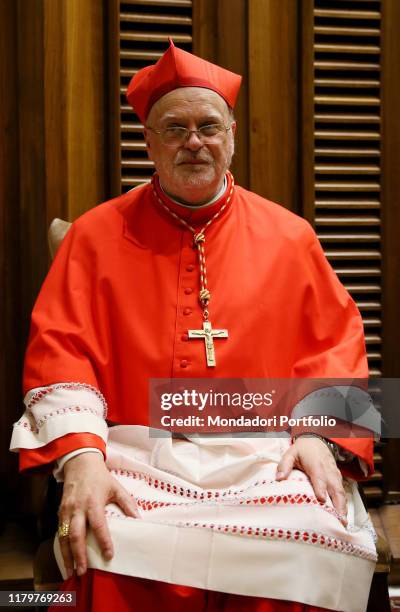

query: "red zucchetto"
xmin=126 ymin=38 xmax=242 ymax=123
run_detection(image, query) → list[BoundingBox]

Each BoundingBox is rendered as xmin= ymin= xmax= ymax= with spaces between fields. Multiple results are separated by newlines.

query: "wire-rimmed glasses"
xmin=146 ymin=123 xmax=234 ymax=146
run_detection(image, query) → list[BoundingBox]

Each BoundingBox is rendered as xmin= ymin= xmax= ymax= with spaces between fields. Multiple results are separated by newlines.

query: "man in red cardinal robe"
xmin=10 ymin=40 xmax=377 ymax=612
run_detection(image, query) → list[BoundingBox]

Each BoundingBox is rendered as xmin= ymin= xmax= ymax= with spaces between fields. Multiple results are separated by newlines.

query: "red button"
xmin=183 ymin=307 xmax=192 ymax=315
xmin=181 ymin=334 xmax=189 ymax=342
xmin=186 ymin=264 xmax=195 ymax=272
xmin=184 ymin=287 xmax=193 ymax=295
xmin=180 ymin=359 xmax=189 ymax=368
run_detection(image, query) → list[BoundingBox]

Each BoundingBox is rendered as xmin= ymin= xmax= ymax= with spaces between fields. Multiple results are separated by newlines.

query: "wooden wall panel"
xmin=42 ymin=0 xmax=68 ymax=227
xmin=248 ymin=0 xmax=299 ymax=211
xmin=0 ymin=0 xmax=21 ymax=502
xmin=381 ymin=0 xmax=400 ymax=377
xmin=192 ymin=0 xmax=218 ymax=62
xmin=105 ymin=0 xmax=122 ymax=197
xmin=44 ymin=0 xmax=106 ymax=223
xmin=17 ymin=0 xmax=47 ymax=322
xmin=381 ymin=0 xmax=400 ymax=501
xmin=65 ymin=1 xmax=106 ymax=220
xmin=17 ymin=0 xmax=106 ymax=319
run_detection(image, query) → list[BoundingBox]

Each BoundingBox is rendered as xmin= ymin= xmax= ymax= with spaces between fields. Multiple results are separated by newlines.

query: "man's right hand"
xmin=58 ymin=452 xmax=137 ymax=578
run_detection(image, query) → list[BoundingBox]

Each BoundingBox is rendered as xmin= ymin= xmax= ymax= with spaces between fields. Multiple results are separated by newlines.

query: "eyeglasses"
xmin=146 ymin=123 xmax=234 ymax=146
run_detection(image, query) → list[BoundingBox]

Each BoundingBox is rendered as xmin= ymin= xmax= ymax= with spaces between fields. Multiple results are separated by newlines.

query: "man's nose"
xmin=184 ymin=130 xmax=203 ymax=151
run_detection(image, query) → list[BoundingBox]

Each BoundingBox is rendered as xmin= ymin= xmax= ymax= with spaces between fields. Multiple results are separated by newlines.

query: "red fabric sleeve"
xmin=292 ymin=226 xmax=368 ymax=379
xmin=17 ymin=220 xmax=108 ymax=468
xmin=23 ymin=222 xmax=103 ymax=394
xmin=19 ymin=433 xmax=106 ymax=472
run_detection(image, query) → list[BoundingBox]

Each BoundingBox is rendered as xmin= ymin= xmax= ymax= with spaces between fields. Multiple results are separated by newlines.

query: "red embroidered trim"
xmin=16 ymin=405 xmax=105 ymax=433
xmin=179 ymin=522 xmax=377 ymax=561
xmin=111 ymin=468 xmax=308 ymax=501
xmin=15 ymin=420 xmax=38 ymax=433
xmin=17 ymin=405 xmax=106 ymax=433
xmin=26 ymin=383 xmax=108 ymax=417
xmin=14 ymin=416 xmax=37 ymax=432
xmin=133 ymin=493 xmax=341 ymax=522
xmin=104 ymin=510 xmax=377 ymax=562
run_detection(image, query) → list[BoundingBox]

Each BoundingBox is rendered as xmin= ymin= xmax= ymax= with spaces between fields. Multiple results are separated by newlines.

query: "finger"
xmin=87 ymin=507 xmax=114 ymax=561
xmin=58 ymin=528 xmax=74 ymax=579
xmin=327 ymin=481 xmax=348 ymax=526
xmin=112 ymin=482 xmax=139 ymax=518
xmin=68 ymin=513 xmax=88 ymax=577
xmin=276 ymin=450 xmax=296 ymax=480
xmin=308 ymin=472 xmax=327 ymax=503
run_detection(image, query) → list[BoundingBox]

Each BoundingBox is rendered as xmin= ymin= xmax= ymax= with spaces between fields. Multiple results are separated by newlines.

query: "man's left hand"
xmin=275 ymin=437 xmax=348 ymax=526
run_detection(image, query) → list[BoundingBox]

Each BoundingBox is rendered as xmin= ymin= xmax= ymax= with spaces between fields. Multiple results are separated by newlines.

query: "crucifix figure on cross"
xmin=188 ymin=320 xmax=228 ymax=367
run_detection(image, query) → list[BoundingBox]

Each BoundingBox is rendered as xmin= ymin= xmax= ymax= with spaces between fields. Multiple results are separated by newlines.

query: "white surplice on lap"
xmin=54 ymin=426 xmax=377 ymax=612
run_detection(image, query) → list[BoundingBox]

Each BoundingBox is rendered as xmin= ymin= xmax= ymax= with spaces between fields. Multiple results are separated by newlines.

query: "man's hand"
xmin=58 ymin=452 xmax=137 ymax=578
xmin=275 ymin=437 xmax=348 ymax=526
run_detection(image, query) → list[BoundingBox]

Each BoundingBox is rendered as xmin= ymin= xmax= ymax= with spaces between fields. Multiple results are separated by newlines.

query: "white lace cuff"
xmin=10 ymin=382 xmax=108 ymax=452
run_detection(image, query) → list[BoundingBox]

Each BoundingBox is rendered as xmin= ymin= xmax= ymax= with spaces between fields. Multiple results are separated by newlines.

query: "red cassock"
xmin=16 ymin=172 xmax=373 ymax=611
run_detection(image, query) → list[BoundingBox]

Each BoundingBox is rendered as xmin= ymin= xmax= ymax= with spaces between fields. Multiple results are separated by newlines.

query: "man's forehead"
xmin=148 ymin=87 xmax=229 ymax=122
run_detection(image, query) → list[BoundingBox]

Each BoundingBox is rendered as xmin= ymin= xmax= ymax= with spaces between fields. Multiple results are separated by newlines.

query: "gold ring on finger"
xmin=57 ymin=521 xmax=70 ymax=538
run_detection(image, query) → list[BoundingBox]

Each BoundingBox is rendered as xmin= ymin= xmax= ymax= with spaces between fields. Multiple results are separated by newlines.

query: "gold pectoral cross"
xmin=188 ymin=320 xmax=228 ymax=367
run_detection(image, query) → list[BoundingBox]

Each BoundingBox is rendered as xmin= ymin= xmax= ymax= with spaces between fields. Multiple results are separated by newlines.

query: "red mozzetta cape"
xmin=20 ymin=174 xmax=373 ymax=475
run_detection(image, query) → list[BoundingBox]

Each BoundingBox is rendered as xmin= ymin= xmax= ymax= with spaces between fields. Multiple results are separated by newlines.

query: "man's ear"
xmin=231 ymin=121 xmax=237 ymax=136
xmin=143 ymin=128 xmax=152 ymax=160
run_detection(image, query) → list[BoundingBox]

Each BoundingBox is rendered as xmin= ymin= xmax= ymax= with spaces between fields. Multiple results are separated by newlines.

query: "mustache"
xmin=175 ymin=151 xmax=214 ymax=165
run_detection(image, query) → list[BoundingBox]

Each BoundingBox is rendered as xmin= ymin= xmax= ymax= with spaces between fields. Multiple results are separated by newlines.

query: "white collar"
xmin=160 ymin=176 xmax=227 ymax=209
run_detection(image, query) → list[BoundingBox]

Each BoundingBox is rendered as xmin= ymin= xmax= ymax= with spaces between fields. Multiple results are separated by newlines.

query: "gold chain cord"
xmin=151 ymin=173 xmax=235 ymax=320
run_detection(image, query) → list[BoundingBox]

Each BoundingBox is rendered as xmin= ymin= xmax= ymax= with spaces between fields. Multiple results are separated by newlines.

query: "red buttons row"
xmin=179 ymin=265 xmax=194 ymax=369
